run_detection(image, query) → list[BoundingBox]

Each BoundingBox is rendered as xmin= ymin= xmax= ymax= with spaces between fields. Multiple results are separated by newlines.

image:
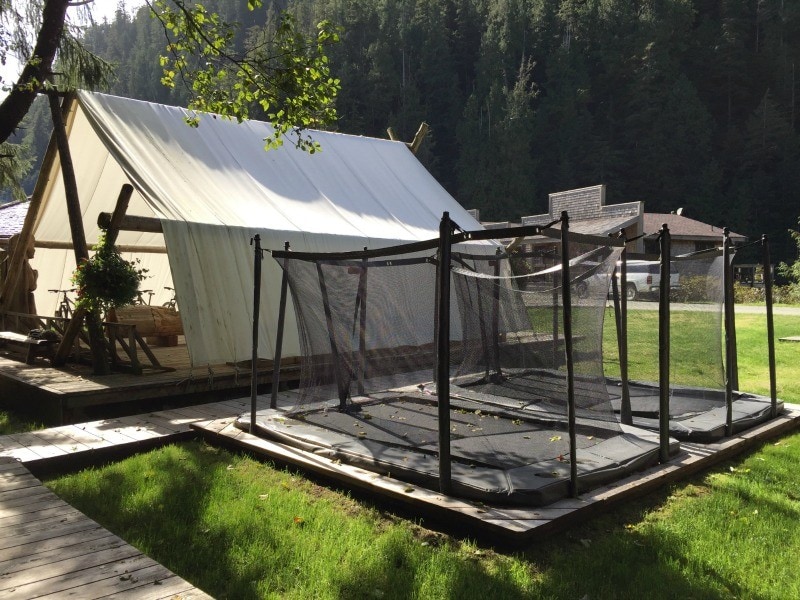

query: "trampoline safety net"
xmin=260 ymin=230 xmax=656 ymax=505
xmin=620 ymin=249 xmax=727 ymax=416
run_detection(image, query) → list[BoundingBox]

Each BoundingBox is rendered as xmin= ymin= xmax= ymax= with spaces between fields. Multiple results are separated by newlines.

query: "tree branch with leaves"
xmin=150 ymin=0 xmax=340 ymax=152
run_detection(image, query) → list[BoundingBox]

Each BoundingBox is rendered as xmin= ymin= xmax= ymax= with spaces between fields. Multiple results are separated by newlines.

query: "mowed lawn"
xmin=38 ymin=308 xmax=800 ymax=599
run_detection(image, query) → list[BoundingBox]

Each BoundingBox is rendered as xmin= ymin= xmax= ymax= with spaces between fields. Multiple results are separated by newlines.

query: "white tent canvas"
xmin=28 ymin=91 xmax=484 ymax=366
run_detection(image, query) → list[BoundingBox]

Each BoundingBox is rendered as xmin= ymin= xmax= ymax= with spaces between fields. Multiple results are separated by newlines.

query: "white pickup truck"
xmin=618 ymin=260 xmax=680 ymax=301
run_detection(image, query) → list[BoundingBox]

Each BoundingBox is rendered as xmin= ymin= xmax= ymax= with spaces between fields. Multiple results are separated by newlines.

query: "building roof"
xmin=643 ymin=213 xmax=746 ymax=241
xmin=0 ymin=200 xmax=29 ymax=240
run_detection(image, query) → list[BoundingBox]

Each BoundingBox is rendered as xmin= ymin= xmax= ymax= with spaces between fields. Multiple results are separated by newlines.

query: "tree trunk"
xmin=47 ymin=91 xmax=110 ymax=375
xmin=0 ymin=0 xmax=70 ymax=145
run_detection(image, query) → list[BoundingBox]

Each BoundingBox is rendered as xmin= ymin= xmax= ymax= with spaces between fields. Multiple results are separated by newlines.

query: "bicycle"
xmin=49 ymin=289 xmax=76 ymax=319
xmin=162 ymin=286 xmax=178 ymax=310
xmin=133 ymin=289 xmax=154 ymax=305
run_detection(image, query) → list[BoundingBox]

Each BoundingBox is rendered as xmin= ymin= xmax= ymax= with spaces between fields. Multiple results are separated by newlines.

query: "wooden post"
xmin=408 ymin=122 xmax=429 ymax=155
xmin=47 ymin=91 xmax=109 ymax=374
xmin=105 ymin=185 xmax=135 ymax=245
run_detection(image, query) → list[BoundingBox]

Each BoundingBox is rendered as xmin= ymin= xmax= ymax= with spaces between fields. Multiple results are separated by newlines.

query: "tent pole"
xmin=560 ymin=211 xmax=578 ymax=498
xmin=658 ymin=224 xmax=671 ymax=462
xmin=762 ymin=235 xmax=778 ymax=418
xmin=723 ymin=229 xmax=735 ymax=436
xmin=269 ymin=242 xmax=290 ymax=410
xmin=105 ymin=185 xmax=134 ymax=245
xmin=436 ymin=211 xmax=453 ymax=496
xmin=47 ymin=91 xmax=109 ymax=375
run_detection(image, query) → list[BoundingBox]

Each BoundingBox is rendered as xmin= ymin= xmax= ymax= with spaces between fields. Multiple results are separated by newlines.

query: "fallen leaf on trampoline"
xmin=523 ymin=435 xmax=531 ymax=439
xmin=550 ymin=435 xmax=562 ymax=442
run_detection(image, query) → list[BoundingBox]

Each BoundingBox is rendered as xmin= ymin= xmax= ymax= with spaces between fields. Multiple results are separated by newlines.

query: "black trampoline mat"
xmin=236 ymin=393 xmax=666 ymax=506
xmin=606 ymin=380 xmax=784 ymax=441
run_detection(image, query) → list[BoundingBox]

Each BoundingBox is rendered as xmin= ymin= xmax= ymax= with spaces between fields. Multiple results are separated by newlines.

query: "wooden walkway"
xmin=193 ymin=403 xmax=800 ymax=544
xmin=0 ymin=396 xmax=261 ymax=470
xmin=0 ymin=397 xmax=272 ymax=599
xmin=0 ymin=457 xmax=213 ymax=599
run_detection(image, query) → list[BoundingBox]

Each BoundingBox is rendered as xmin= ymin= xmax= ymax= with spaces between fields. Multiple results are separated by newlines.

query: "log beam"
xmin=97 ymin=212 xmax=163 ymax=234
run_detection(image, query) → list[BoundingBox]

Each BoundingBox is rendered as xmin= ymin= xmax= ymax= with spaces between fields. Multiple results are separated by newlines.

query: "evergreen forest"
xmin=9 ymin=0 xmax=800 ymax=266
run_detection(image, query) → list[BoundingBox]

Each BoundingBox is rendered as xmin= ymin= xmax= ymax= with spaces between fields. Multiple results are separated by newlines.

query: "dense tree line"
xmin=10 ymin=0 xmax=800 ymax=266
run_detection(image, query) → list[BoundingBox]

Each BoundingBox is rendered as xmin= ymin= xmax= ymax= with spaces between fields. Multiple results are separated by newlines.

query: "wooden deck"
xmin=0 ymin=396 xmax=261 ymax=471
xmin=0 ymin=338 xmax=297 ymax=424
xmin=0 ymin=456 xmax=213 ymax=599
xmin=193 ymin=402 xmax=800 ymax=544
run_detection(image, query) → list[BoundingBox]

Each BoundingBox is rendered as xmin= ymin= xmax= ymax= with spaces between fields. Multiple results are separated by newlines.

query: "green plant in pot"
xmin=72 ymin=231 xmax=148 ymax=314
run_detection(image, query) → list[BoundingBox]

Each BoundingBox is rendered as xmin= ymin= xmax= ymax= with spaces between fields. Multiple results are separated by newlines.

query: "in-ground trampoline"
xmin=238 ymin=214 xmax=677 ymax=506
xmin=606 ymin=232 xmax=783 ymax=442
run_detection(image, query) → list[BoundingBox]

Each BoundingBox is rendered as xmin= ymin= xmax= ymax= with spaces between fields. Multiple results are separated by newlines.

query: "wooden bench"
xmin=0 ymin=330 xmax=58 ymax=364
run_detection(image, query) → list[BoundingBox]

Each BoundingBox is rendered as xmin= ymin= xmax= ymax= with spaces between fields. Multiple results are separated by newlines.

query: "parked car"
xmin=616 ymin=260 xmax=680 ymax=301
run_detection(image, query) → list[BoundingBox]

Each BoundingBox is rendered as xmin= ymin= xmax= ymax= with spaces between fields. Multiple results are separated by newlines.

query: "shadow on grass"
xmin=45 ymin=439 xmax=788 ymax=600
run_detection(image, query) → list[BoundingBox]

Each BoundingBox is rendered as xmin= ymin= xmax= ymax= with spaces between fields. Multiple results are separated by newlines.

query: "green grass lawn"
xmin=603 ymin=308 xmax=800 ymax=403
xmin=31 ymin=305 xmax=800 ymax=598
xmin=46 ymin=435 xmax=800 ymax=599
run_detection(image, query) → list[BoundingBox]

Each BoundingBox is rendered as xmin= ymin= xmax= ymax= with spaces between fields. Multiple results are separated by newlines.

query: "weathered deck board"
xmin=0 ymin=457 xmax=212 ymax=600
xmin=193 ymin=404 xmax=800 ymax=542
xmin=0 ymin=341 xmax=301 ymax=425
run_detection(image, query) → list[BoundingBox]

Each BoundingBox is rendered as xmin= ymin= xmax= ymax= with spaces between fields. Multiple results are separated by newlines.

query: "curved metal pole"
xmin=762 ymin=235 xmax=778 ymax=418
xmin=270 ymin=241 xmax=291 ymax=409
xmin=437 ymin=212 xmax=453 ymax=495
xmin=658 ymin=224 xmax=671 ymax=462
xmin=560 ymin=211 xmax=578 ymax=497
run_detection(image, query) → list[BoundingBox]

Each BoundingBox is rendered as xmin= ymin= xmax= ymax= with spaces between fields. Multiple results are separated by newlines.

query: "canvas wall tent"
xmin=23 ymin=91 xmax=485 ymax=366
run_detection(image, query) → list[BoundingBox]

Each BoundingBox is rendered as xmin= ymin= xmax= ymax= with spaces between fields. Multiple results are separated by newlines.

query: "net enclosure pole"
xmin=491 ymin=248 xmax=502 ymax=378
xmin=723 ymin=229 xmax=734 ymax=436
xmin=357 ymin=250 xmax=368 ymax=396
xmin=615 ymin=244 xmax=632 ymax=425
xmin=250 ymin=234 xmax=263 ymax=433
xmin=762 ymin=235 xmax=778 ymax=418
xmin=436 ymin=211 xmax=453 ymax=496
xmin=725 ymin=228 xmax=740 ymax=391
xmin=317 ymin=263 xmax=349 ymax=410
xmin=270 ymin=241 xmax=291 ymax=409
xmin=560 ymin=211 xmax=579 ymax=498
xmin=658 ymin=224 xmax=671 ymax=463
